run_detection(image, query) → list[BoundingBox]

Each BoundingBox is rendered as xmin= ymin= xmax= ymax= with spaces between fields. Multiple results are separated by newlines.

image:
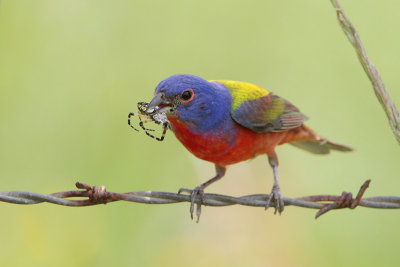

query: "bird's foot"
xmin=265 ymin=184 xmax=284 ymax=214
xmin=178 ymin=186 xmax=205 ymax=223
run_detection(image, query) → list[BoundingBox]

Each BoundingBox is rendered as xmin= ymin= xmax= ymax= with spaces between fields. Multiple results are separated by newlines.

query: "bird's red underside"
xmin=168 ymin=117 xmax=318 ymax=166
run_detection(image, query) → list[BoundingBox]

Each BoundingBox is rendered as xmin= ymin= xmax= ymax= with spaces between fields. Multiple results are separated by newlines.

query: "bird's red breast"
xmin=168 ymin=117 xmax=317 ymax=166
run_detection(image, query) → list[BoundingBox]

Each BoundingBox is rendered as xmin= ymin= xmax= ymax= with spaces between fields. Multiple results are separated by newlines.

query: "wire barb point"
xmin=75 ymin=182 xmax=109 ymax=204
xmin=315 ymin=179 xmax=371 ymax=219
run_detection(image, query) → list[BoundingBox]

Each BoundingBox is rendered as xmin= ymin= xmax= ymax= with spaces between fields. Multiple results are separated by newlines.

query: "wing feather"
xmin=214 ymin=80 xmax=308 ymax=132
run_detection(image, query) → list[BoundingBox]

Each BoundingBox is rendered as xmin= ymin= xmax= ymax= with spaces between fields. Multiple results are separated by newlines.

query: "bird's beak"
xmin=146 ymin=92 xmax=173 ymax=114
xmin=146 ymin=93 xmax=164 ymax=113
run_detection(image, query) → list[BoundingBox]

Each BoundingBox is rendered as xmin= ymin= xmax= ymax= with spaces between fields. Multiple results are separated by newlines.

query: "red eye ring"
xmin=179 ymin=89 xmax=194 ymax=103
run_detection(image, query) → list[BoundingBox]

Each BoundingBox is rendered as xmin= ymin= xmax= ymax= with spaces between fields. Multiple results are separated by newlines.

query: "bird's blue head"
xmin=147 ymin=74 xmax=232 ymax=132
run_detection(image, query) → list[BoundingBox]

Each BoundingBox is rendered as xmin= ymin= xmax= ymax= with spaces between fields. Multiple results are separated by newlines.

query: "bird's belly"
xmin=168 ymin=117 xmax=287 ymax=166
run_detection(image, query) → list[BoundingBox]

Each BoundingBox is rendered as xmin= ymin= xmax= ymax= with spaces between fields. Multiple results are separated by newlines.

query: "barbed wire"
xmin=0 ymin=180 xmax=399 ymax=221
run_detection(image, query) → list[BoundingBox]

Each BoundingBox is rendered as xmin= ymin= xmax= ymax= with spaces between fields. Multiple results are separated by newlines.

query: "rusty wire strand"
xmin=0 ymin=180 xmax=399 ymax=219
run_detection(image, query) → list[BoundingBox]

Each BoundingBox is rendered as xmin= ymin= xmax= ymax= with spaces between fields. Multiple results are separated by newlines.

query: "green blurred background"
xmin=0 ymin=0 xmax=399 ymax=266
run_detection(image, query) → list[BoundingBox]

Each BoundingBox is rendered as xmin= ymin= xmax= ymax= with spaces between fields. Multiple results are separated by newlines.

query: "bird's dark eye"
xmin=179 ymin=89 xmax=194 ymax=103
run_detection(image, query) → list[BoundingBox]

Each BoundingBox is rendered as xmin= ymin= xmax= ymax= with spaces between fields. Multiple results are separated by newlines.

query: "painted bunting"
xmin=146 ymin=74 xmax=352 ymax=221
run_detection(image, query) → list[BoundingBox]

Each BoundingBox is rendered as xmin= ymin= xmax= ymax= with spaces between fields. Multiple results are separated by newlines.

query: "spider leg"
xmin=129 ymin=109 xmax=168 ymax=141
xmin=128 ymin=112 xmax=151 ymax=132
xmin=143 ymin=122 xmax=168 ymax=141
xmin=154 ymin=122 xmax=168 ymax=141
xmin=143 ymin=129 xmax=158 ymax=140
xmin=139 ymin=119 xmax=156 ymax=132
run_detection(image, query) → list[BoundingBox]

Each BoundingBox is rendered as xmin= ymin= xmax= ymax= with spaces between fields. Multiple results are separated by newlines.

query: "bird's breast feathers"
xmin=167 ymin=116 xmax=287 ymax=166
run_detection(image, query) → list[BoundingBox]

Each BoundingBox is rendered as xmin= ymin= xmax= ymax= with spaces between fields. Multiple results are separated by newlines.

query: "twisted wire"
xmin=0 ymin=180 xmax=399 ymax=219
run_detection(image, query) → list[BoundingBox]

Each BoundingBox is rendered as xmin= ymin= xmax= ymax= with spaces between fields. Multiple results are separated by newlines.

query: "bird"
xmin=145 ymin=74 xmax=353 ymax=221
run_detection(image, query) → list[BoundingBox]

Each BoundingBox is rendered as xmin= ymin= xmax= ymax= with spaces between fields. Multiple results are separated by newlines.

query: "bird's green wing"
xmin=213 ymin=80 xmax=308 ymax=132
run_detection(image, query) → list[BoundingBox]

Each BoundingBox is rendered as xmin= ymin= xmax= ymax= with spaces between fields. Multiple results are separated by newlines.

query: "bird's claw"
xmin=265 ymin=184 xmax=284 ymax=214
xmin=178 ymin=186 xmax=205 ymax=223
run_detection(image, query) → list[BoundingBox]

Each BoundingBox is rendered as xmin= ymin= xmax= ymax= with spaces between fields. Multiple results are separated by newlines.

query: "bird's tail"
xmin=290 ymin=139 xmax=353 ymax=154
xmin=287 ymin=125 xmax=354 ymax=154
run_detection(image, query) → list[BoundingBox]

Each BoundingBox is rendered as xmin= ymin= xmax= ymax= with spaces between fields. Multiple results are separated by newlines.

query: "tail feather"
xmin=285 ymin=124 xmax=354 ymax=154
xmin=290 ymin=139 xmax=354 ymax=154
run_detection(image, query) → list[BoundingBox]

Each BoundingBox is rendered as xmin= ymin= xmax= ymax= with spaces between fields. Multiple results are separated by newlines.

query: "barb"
xmin=330 ymin=0 xmax=400 ymax=144
xmin=0 ymin=180 xmax=399 ymax=220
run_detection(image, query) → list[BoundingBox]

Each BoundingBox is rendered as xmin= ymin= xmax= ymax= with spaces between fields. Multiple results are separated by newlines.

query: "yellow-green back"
xmin=211 ymin=80 xmax=270 ymax=110
xmin=211 ymin=79 xmax=307 ymax=132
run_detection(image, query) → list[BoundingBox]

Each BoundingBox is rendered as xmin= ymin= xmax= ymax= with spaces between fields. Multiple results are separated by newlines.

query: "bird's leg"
xmin=265 ymin=151 xmax=284 ymax=214
xmin=178 ymin=165 xmax=226 ymax=223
